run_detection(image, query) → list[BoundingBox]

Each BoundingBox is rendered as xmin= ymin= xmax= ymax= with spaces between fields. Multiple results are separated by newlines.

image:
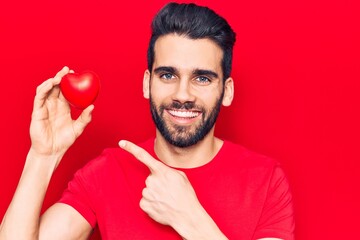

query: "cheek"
xmin=150 ymin=85 xmax=166 ymax=97
xmin=150 ymin=88 xmax=170 ymax=106
xmin=201 ymin=90 xmax=221 ymax=106
xmin=150 ymin=82 xmax=176 ymax=100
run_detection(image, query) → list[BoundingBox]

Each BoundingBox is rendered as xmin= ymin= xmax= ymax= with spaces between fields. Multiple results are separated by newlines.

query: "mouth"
xmin=166 ymin=109 xmax=202 ymax=124
xmin=168 ymin=109 xmax=200 ymax=118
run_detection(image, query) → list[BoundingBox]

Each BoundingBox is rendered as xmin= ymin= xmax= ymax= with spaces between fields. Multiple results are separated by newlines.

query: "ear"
xmin=222 ymin=77 xmax=234 ymax=107
xmin=143 ymin=69 xmax=151 ymax=99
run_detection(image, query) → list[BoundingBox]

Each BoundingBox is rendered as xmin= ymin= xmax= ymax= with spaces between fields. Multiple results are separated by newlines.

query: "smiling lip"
xmin=166 ymin=109 xmax=202 ymax=124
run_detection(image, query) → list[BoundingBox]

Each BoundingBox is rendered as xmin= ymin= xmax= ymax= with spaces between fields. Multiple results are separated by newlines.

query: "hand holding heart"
xmin=30 ymin=66 xmax=94 ymax=163
xmin=119 ymin=140 xmax=208 ymax=236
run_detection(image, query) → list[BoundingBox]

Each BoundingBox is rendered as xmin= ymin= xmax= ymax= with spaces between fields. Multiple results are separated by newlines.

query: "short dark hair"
xmin=147 ymin=2 xmax=236 ymax=81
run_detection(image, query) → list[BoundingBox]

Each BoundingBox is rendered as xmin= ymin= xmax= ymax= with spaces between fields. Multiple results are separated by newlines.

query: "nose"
xmin=172 ymin=79 xmax=195 ymax=103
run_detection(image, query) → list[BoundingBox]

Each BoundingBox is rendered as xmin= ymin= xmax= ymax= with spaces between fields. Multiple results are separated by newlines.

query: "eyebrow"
xmin=154 ymin=66 xmax=177 ymax=75
xmin=153 ymin=66 xmax=219 ymax=79
xmin=193 ymin=69 xmax=219 ymax=79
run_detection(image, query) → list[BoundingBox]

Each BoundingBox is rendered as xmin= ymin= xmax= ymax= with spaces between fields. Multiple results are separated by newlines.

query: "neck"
xmin=154 ymin=128 xmax=223 ymax=169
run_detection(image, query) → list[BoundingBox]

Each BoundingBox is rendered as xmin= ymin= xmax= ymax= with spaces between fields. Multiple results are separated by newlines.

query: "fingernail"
xmin=119 ymin=140 xmax=126 ymax=148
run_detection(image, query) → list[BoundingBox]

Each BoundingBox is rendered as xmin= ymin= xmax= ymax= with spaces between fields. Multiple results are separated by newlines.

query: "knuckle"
xmin=139 ymin=198 xmax=147 ymax=210
xmin=145 ymin=177 xmax=151 ymax=187
xmin=146 ymin=175 xmax=157 ymax=187
xmin=36 ymin=84 xmax=43 ymax=94
xmin=142 ymin=188 xmax=148 ymax=197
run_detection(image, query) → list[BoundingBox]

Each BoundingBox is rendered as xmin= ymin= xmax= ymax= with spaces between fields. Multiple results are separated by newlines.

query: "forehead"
xmin=153 ymin=34 xmax=223 ymax=73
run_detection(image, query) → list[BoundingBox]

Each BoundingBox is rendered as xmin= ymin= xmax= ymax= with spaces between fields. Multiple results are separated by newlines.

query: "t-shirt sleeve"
xmin=57 ymin=159 xmax=100 ymax=228
xmin=253 ymin=165 xmax=295 ymax=240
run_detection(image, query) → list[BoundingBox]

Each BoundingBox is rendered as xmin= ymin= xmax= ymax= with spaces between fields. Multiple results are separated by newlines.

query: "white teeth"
xmin=168 ymin=110 xmax=200 ymax=118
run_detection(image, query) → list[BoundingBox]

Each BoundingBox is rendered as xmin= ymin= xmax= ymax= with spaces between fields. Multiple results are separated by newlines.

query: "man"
xmin=0 ymin=2 xmax=294 ymax=239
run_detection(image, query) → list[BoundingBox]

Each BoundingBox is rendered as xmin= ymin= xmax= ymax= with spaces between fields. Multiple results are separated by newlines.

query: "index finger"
xmin=33 ymin=66 xmax=70 ymax=109
xmin=119 ymin=140 xmax=162 ymax=172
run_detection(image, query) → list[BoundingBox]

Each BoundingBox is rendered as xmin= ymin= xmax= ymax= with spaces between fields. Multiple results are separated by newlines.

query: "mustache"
xmin=158 ymin=101 xmax=204 ymax=112
xmin=170 ymin=101 xmax=196 ymax=110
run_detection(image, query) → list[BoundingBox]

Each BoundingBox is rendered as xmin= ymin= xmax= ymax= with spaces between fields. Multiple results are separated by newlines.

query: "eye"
xmin=195 ymin=76 xmax=211 ymax=85
xmin=160 ymin=73 xmax=175 ymax=80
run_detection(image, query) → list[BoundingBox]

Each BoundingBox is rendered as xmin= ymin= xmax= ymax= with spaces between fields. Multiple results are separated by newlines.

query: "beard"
xmin=149 ymin=92 xmax=224 ymax=148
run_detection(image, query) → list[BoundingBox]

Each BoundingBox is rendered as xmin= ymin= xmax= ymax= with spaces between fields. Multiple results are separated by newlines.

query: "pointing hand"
xmin=119 ymin=140 xmax=202 ymax=228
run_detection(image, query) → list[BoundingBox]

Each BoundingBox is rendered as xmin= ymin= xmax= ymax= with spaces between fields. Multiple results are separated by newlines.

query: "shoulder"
xmin=75 ymin=138 xmax=155 ymax=177
xmin=77 ymin=148 xmax=123 ymax=173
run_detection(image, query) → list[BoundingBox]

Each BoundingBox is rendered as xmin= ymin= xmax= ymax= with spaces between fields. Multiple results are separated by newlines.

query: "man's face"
xmin=144 ymin=34 xmax=232 ymax=148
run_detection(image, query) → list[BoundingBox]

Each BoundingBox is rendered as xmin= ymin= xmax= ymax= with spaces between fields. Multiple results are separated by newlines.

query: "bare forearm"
xmin=0 ymin=149 xmax=61 ymax=239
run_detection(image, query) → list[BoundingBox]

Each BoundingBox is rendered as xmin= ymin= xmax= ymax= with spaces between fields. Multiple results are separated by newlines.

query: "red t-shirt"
xmin=59 ymin=139 xmax=294 ymax=239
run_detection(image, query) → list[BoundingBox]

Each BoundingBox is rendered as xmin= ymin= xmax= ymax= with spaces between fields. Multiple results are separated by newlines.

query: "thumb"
xmin=73 ymin=104 xmax=94 ymax=137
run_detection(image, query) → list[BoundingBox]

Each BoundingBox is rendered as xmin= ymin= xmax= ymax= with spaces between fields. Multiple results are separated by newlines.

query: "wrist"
xmin=26 ymin=147 xmax=64 ymax=171
xmin=173 ymin=204 xmax=228 ymax=240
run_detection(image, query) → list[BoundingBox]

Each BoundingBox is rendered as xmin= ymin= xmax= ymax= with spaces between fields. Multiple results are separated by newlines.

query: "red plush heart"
xmin=60 ymin=71 xmax=100 ymax=109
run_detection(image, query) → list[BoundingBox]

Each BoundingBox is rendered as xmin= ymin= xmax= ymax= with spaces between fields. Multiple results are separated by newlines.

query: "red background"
xmin=1 ymin=0 xmax=359 ymax=239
